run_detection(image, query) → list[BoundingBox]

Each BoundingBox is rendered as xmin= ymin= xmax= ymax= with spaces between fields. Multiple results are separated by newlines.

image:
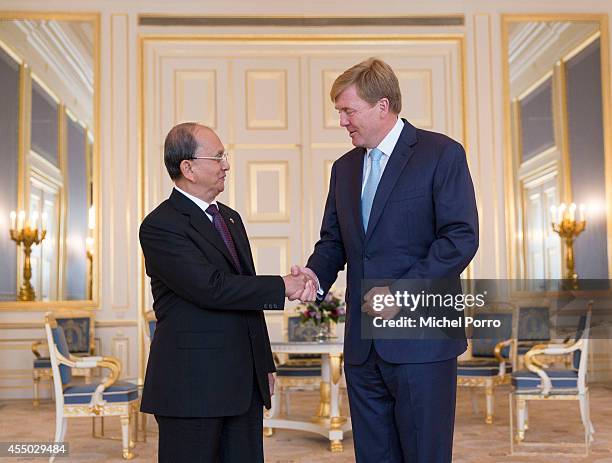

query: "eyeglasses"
xmin=191 ymin=152 xmax=230 ymax=163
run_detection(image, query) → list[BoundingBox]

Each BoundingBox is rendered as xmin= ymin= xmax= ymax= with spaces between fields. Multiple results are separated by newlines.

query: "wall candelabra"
xmin=550 ymin=203 xmax=586 ymax=283
xmin=9 ymin=210 xmax=47 ymax=301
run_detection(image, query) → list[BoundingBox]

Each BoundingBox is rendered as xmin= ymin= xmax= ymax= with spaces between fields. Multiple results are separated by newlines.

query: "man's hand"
xmin=268 ymin=372 xmax=275 ymax=396
xmin=282 ymin=272 xmax=315 ymax=301
xmin=362 ymin=286 xmax=401 ymax=320
xmin=289 ymin=265 xmax=319 ymax=302
xmin=290 ymin=265 xmax=318 ymax=302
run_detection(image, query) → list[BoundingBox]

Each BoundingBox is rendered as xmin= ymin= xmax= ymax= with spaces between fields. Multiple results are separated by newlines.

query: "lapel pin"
xmin=229 ymin=217 xmax=235 ymax=224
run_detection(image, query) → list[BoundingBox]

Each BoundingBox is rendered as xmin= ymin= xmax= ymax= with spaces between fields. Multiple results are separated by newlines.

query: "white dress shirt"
xmin=361 ymin=117 xmax=405 ymax=195
xmin=174 ymin=186 xmax=218 ymax=222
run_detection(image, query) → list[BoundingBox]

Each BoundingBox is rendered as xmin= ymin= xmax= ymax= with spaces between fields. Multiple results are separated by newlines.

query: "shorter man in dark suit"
xmin=139 ymin=123 xmax=315 ymax=463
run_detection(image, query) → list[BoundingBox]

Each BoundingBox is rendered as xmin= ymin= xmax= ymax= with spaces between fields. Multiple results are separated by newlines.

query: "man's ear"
xmin=179 ymin=160 xmax=195 ymax=181
xmin=378 ymin=98 xmax=390 ymax=117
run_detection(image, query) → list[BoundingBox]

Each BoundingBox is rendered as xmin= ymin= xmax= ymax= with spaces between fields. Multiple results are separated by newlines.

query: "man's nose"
xmin=339 ymin=113 xmax=349 ymax=127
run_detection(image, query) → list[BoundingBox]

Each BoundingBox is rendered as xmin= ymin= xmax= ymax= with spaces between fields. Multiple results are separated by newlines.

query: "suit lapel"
xmin=347 ymin=148 xmax=366 ymax=242
xmin=169 ymin=190 xmax=240 ymax=273
xmin=365 ymin=121 xmax=418 ymax=242
xmin=218 ymin=205 xmax=256 ymax=275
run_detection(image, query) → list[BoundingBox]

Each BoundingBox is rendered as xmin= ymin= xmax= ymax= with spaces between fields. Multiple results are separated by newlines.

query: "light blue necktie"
xmin=361 ymin=148 xmax=384 ymax=231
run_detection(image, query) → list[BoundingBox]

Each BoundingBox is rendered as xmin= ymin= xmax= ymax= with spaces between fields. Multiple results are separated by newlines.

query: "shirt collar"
xmin=366 ymin=117 xmax=404 ymax=158
xmin=174 ymin=185 xmax=218 ymax=214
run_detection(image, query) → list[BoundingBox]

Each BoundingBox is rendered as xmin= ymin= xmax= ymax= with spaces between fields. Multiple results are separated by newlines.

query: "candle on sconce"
xmin=550 ymin=205 xmax=557 ymax=223
xmin=569 ymin=203 xmax=576 ymax=221
xmin=86 ymin=237 xmax=94 ymax=255
xmin=558 ymin=203 xmax=566 ymax=222
xmin=579 ymin=203 xmax=586 ymax=222
xmin=31 ymin=211 xmax=39 ymax=230
xmin=41 ymin=212 xmax=48 ymax=231
xmin=10 ymin=211 xmax=16 ymax=230
xmin=17 ymin=210 xmax=25 ymax=231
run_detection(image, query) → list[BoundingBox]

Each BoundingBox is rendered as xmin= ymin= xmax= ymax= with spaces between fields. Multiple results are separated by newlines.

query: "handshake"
xmin=282 ymin=265 xmax=318 ymax=303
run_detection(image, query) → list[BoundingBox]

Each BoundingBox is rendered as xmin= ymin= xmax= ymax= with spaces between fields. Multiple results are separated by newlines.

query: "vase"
xmin=314 ymin=321 xmax=331 ymax=343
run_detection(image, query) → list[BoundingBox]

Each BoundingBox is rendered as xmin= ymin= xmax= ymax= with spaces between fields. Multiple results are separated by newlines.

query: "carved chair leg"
xmin=485 ymin=380 xmax=494 ymax=424
xmin=33 ymin=375 xmax=40 ymax=407
xmin=120 ymin=415 xmax=135 ymax=460
xmin=516 ymin=398 xmax=526 ymax=442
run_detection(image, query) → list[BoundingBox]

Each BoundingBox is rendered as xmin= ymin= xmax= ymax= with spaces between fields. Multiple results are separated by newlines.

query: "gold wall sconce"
xmin=550 ymin=203 xmax=586 ymax=282
xmin=9 ymin=210 xmax=47 ymax=301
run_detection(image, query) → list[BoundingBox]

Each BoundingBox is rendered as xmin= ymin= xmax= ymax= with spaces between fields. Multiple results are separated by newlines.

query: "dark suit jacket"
xmin=139 ymin=189 xmax=284 ymax=417
xmin=307 ymin=120 xmax=479 ymax=365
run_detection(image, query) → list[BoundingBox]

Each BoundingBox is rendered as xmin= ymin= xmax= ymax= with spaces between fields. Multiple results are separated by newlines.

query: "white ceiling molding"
xmin=0 ymin=19 xmax=93 ymax=128
xmin=508 ymin=21 xmax=600 ymax=98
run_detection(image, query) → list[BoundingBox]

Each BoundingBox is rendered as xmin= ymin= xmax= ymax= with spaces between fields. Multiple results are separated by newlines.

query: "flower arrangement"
xmin=297 ymin=290 xmax=346 ymax=325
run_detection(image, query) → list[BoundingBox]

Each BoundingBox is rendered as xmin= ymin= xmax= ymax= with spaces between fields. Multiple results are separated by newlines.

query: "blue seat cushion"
xmin=33 ymin=357 xmax=52 ymax=368
xmin=64 ymin=381 xmax=139 ymax=404
xmin=512 ymin=369 xmax=578 ymax=391
xmin=276 ymin=363 xmax=322 ymax=377
xmin=458 ymin=359 xmax=511 ymax=377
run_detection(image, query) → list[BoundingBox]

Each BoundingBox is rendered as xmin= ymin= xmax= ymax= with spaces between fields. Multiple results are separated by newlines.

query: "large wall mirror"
xmin=0 ymin=13 xmax=99 ymax=307
xmin=502 ymin=15 xmax=612 ymax=282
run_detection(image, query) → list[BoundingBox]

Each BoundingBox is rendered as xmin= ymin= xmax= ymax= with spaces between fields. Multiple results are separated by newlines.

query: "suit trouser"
xmin=155 ymin=376 xmax=264 ymax=463
xmin=344 ymin=347 xmax=457 ymax=463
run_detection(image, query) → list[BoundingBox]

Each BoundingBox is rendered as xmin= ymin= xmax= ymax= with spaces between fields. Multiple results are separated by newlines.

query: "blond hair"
xmin=330 ymin=58 xmax=402 ymax=114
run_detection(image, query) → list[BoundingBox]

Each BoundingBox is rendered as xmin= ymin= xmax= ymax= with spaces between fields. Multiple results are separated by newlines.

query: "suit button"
xmin=364 ymin=254 xmax=370 ymax=261
xmin=249 ymin=332 xmax=257 ymax=339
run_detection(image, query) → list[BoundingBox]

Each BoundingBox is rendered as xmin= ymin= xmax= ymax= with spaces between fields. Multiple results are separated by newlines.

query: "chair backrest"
xmin=44 ymin=313 xmax=71 ymax=409
xmin=518 ymin=306 xmax=550 ymax=342
xmin=56 ymin=317 xmax=92 ymax=354
xmin=470 ymin=302 xmax=517 ymax=361
xmin=574 ymin=304 xmax=593 ymax=389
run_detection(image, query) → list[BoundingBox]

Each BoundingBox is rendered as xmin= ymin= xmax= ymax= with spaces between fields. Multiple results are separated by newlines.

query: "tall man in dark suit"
xmin=293 ymin=58 xmax=479 ymax=462
xmin=139 ymin=123 xmax=315 ymax=463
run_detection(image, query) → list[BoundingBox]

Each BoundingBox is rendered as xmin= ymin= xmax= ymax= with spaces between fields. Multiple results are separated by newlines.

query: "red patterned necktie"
xmin=205 ymin=204 xmax=243 ymax=274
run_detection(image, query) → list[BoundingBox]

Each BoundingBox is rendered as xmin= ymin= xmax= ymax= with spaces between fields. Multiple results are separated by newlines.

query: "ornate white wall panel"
xmin=466 ymin=14 xmax=508 ymax=278
xmin=174 ymin=70 xmax=217 ymax=127
xmin=250 ymin=237 xmax=289 ymax=275
xmin=108 ymin=13 xmax=131 ymax=312
xmin=233 ymin=58 xmax=299 ymax=144
xmin=247 ymin=161 xmax=289 ymax=222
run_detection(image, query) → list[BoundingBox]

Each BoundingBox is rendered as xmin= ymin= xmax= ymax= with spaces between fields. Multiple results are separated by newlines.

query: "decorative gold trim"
xmin=138 ymin=14 xmax=465 ymax=27
xmin=554 ymin=61 xmax=572 ymax=203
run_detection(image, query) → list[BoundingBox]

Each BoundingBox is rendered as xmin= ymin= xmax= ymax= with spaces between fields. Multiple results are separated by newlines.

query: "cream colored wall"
xmin=0 ymin=0 xmax=611 ymax=398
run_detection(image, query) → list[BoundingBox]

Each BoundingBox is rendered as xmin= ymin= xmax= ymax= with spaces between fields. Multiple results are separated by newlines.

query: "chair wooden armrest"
xmin=31 ymin=340 xmax=47 ymax=359
xmin=494 ymin=338 xmax=513 ymax=375
xmin=523 ymin=339 xmax=583 ymax=395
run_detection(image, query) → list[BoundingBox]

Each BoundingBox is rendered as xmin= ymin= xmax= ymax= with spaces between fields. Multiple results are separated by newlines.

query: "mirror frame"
xmin=501 ymin=13 xmax=612 ymax=280
xmin=0 ymin=11 xmax=100 ymax=310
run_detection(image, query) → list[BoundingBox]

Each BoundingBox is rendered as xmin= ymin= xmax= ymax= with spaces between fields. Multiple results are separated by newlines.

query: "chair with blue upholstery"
xmin=516 ymin=305 xmax=551 ymax=364
xmin=457 ymin=302 xmax=517 ymax=424
xmin=44 ymin=312 xmax=139 ymax=461
xmin=275 ymin=316 xmax=322 ymax=415
xmin=32 ymin=311 xmax=96 ymax=406
xmin=510 ymin=302 xmax=594 ymax=455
